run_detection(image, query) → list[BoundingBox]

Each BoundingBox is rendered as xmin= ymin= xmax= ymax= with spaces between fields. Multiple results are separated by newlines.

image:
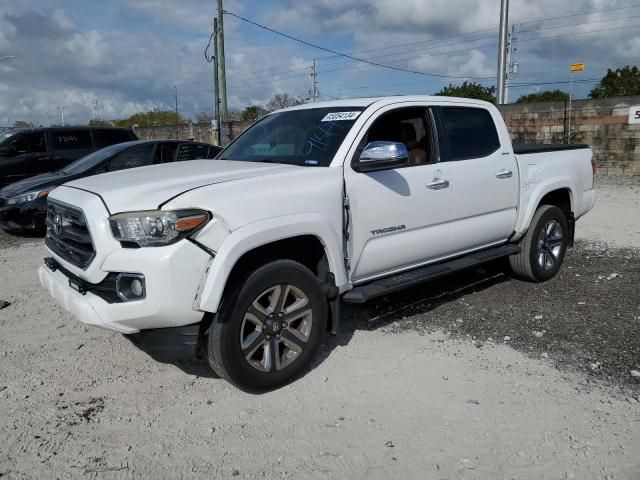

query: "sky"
xmin=0 ymin=0 xmax=639 ymax=126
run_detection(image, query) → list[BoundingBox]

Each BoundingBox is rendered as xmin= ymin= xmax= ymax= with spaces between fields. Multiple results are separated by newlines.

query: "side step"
xmin=342 ymin=244 xmax=520 ymax=304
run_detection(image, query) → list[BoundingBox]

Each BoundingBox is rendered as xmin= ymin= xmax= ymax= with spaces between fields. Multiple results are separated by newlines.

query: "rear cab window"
xmin=438 ymin=107 xmax=501 ymax=161
xmin=51 ymin=130 xmax=93 ymax=151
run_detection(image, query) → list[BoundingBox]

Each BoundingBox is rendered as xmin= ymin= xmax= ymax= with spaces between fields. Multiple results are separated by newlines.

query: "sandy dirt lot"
xmin=0 ymin=182 xmax=639 ymax=479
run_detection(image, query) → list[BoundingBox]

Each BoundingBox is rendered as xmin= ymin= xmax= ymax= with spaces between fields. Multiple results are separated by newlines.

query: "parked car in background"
xmin=0 ymin=126 xmax=137 ymax=188
xmin=0 ymin=139 xmax=221 ymax=233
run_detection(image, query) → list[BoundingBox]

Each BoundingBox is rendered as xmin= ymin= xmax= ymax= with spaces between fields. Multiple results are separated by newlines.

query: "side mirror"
xmin=356 ymin=141 xmax=408 ymax=173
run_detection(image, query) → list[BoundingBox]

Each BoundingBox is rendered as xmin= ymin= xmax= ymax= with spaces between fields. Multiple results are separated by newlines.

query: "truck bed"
xmin=513 ymin=143 xmax=589 ymax=155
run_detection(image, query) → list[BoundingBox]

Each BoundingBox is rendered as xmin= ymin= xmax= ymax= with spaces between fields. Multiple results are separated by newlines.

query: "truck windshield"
xmin=219 ymin=107 xmax=365 ymax=167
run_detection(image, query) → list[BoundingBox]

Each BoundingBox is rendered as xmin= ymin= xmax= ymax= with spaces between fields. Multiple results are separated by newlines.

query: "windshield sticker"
xmin=299 ymin=121 xmax=345 ymax=156
xmin=321 ymin=111 xmax=361 ymax=122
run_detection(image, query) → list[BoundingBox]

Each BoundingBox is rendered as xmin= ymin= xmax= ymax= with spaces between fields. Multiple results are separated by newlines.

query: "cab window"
xmin=358 ymin=107 xmax=436 ymax=168
xmin=109 ymin=143 xmax=156 ymax=171
xmin=438 ymin=107 xmax=501 ymax=161
xmin=176 ymin=143 xmax=211 ymax=162
xmin=8 ymin=132 xmax=46 ymax=154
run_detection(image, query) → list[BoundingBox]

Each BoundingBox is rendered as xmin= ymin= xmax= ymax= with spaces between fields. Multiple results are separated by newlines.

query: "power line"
xmin=232 ymin=2 xmax=640 ymax=79
xmin=227 ymin=17 xmax=640 ymax=89
xmin=223 ymin=10 xmax=494 ymax=80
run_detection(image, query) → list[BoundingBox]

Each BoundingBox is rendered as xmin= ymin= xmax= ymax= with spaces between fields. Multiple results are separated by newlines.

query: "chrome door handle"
xmin=426 ymin=178 xmax=450 ymax=190
xmin=496 ymin=169 xmax=513 ymax=179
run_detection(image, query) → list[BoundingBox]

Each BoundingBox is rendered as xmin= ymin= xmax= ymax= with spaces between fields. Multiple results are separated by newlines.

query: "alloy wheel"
xmin=240 ymin=284 xmax=313 ymax=372
xmin=537 ymin=220 xmax=564 ymax=271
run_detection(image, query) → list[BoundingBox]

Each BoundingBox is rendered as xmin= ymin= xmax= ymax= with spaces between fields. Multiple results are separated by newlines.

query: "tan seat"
xmin=398 ymin=124 xmax=428 ymax=165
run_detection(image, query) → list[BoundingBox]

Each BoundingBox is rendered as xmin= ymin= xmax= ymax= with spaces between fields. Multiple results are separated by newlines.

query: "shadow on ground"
xmin=130 ymin=242 xmax=640 ymax=391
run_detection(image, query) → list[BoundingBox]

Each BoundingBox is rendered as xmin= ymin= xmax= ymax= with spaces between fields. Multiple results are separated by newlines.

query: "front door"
xmin=345 ymin=105 xmax=453 ymax=283
xmin=0 ymin=131 xmax=50 ymax=185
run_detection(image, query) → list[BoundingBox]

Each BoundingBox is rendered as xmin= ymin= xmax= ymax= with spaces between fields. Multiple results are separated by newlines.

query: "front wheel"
xmin=207 ymin=259 xmax=328 ymax=392
xmin=509 ymin=205 xmax=569 ymax=282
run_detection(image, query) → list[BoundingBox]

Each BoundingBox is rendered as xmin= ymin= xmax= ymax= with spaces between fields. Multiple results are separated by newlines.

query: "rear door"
xmin=49 ymin=129 xmax=94 ymax=170
xmin=108 ymin=143 xmax=158 ymax=172
xmin=435 ymin=106 xmax=518 ymax=253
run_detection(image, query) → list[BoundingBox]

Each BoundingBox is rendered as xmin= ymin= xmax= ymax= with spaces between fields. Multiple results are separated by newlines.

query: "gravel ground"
xmin=1 ymin=182 xmax=639 ymax=479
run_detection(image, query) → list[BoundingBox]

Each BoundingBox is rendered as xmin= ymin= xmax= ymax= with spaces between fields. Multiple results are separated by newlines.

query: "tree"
xmin=240 ymin=105 xmax=267 ymax=122
xmin=113 ymin=108 xmax=184 ymax=127
xmin=265 ymin=93 xmax=305 ymax=112
xmin=88 ymin=119 xmax=113 ymax=127
xmin=13 ymin=120 xmax=32 ymax=128
xmin=589 ymin=65 xmax=640 ymax=98
xmin=436 ymin=81 xmax=496 ymax=103
xmin=516 ymin=90 xmax=570 ymax=103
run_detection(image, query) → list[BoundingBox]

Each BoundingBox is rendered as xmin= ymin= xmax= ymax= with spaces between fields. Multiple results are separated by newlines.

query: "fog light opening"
xmin=116 ymin=273 xmax=146 ymax=302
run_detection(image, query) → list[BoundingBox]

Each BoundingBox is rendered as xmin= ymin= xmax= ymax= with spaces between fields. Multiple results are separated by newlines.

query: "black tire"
xmin=207 ymin=259 xmax=328 ymax=392
xmin=509 ymin=205 xmax=569 ymax=282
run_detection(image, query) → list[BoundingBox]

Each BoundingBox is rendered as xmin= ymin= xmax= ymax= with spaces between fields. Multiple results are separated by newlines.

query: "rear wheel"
xmin=207 ymin=259 xmax=327 ymax=392
xmin=509 ymin=205 xmax=569 ymax=282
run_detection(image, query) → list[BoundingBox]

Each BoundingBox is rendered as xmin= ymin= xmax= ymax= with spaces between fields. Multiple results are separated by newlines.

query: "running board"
xmin=342 ymin=244 xmax=521 ymax=304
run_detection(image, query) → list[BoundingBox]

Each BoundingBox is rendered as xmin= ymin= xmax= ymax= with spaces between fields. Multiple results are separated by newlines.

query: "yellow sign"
xmin=570 ymin=63 xmax=585 ymax=72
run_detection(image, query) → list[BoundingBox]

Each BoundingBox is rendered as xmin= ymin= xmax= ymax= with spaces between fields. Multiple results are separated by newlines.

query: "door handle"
xmin=496 ymin=169 xmax=513 ymax=179
xmin=426 ymin=178 xmax=450 ymax=190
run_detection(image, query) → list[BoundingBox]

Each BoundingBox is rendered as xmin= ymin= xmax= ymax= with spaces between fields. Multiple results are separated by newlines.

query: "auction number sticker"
xmin=321 ymin=111 xmax=361 ymax=122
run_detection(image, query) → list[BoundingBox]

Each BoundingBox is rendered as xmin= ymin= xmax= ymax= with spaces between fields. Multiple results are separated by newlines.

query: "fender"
xmin=513 ymin=175 xmax=576 ymax=239
xmin=197 ymin=213 xmax=347 ymax=313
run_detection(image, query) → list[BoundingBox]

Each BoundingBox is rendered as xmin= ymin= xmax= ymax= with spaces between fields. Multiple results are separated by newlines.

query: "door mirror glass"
xmin=356 ymin=141 xmax=408 ymax=172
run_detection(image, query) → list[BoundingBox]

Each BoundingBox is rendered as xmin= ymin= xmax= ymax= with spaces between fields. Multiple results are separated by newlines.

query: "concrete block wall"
xmin=499 ymin=96 xmax=640 ymax=177
xmin=134 ymin=120 xmax=252 ymax=147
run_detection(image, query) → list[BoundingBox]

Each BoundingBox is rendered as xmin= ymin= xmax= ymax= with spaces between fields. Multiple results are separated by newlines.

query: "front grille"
xmin=45 ymin=200 xmax=95 ymax=269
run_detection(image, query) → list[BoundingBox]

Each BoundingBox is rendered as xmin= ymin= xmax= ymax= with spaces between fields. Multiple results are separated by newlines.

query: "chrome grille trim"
xmin=45 ymin=200 xmax=96 ymax=269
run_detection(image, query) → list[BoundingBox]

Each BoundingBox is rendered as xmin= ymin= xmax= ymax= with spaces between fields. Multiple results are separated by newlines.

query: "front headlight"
xmin=6 ymin=187 xmax=56 ymax=206
xmin=109 ymin=209 xmax=211 ymax=247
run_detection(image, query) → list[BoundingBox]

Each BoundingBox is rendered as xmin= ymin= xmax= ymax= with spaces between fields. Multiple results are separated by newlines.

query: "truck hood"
xmin=63 ymin=160 xmax=297 ymax=213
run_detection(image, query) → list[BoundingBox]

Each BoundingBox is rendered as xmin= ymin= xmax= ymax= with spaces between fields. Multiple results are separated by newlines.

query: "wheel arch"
xmin=197 ymin=214 xmax=346 ymax=323
xmin=514 ymin=178 xmax=576 ymax=240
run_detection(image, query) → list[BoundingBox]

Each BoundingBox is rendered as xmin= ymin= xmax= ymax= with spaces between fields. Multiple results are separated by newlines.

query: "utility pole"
xmin=212 ymin=18 xmax=221 ymax=145
xmin=60 ymin=106 xmax=65 ymax=126
xmin=496 ymin=0 xmax=509 ymax=105
xmin=217 ymin=0 xmax=228 ymax=121
xmin=504 ymin=25 xmax=519 ymax=104
xmin=174 ymin=85 xmax=179 ymax=120
xmin=310 ymin=60 xmax=319 ymax=102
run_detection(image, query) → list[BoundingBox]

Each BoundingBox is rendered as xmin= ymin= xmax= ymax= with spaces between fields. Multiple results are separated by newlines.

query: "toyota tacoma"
xmin=39 ymin=96 xmax=596 ymax=392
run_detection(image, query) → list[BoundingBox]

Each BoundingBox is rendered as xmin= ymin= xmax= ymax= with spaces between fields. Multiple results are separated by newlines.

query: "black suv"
xmin=0 ymin=140 xmax=221 ymax=233
xmin=0 ymin=127 xmax=137 ymax=188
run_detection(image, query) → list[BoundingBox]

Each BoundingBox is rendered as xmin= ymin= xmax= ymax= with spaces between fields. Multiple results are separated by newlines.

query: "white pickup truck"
xmin=39 ymin=96 xmax=595 ymax=391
